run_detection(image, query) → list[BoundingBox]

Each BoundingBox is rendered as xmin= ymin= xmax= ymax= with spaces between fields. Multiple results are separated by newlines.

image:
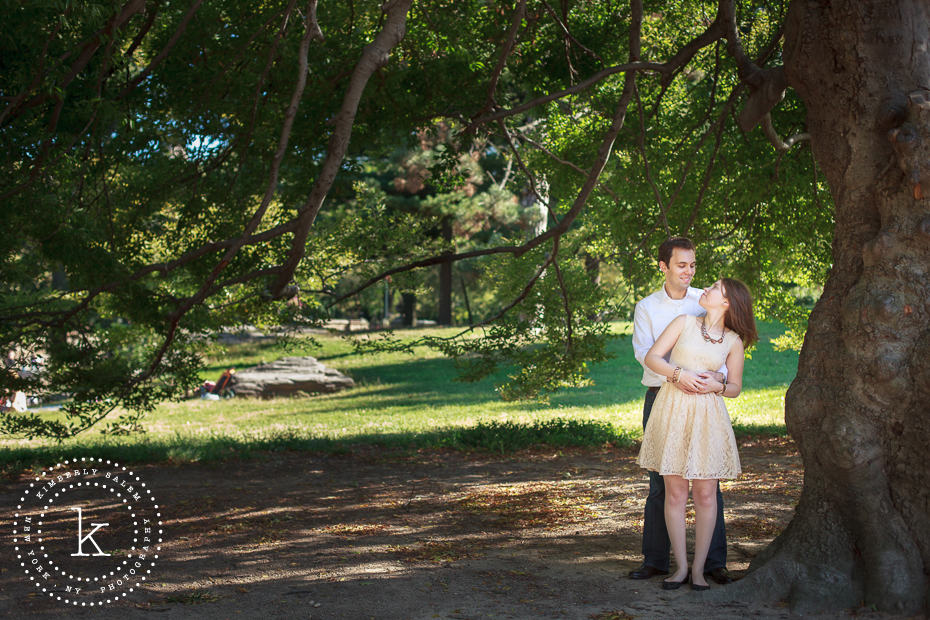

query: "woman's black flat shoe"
xmin=689 ymin=575 xmax=710 ymax=591
xmin=662 ymin=572 xmax=689 ymax=590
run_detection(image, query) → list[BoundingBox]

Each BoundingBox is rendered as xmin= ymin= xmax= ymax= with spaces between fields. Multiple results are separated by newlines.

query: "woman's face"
xmin=699 ymin=280 xmax=728 ymax=310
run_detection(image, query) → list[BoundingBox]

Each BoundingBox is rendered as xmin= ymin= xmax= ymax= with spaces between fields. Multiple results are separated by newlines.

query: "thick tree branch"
xmin=720 ymin=0 xmax=762 ymax=85
xmin=269 ymin=0 xmax=415 ymax=298
xmin=142 ymin=2 xmax=321 ymax=380
xmin=720 ymin=0 xmax=788 ymax=132
xmin=237 ymin=0 xmax=314 ymax=241
xmin=123 ymin=2 xmax=160 ymax=59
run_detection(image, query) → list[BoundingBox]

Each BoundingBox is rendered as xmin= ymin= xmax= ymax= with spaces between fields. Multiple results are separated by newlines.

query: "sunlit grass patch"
xmin=0 ymin=321 xmax=796 ymax=466
xmin=729 ymin=386 xmax=788 ymax=437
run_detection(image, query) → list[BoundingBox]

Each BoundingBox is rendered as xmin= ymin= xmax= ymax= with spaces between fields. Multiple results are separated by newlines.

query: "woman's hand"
xmin=675 ymin=369 xmax=704 ymax=393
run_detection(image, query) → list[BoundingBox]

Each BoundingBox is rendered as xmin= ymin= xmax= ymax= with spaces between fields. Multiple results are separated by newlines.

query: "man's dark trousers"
xmin=641 ymin=387 xmax=727 ymax=571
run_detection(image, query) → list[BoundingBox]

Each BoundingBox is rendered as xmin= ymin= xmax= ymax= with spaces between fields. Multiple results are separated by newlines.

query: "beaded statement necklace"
xmin=700 ymin=317 xmax=725 ymax=344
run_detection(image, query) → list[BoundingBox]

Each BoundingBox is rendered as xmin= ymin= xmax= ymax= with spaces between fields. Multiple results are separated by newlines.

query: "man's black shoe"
xmin=705 ymin=567 xmax=733 ymax=584
xmin=628 ymin=564 xmax=669 ymax=579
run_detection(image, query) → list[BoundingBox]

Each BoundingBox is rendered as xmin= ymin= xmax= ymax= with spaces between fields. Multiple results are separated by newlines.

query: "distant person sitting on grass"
xmin=1 ymin=390 xmax=28 ymax=412
xmin=200 ymin=368 xmax=235 ymax=400
xmin=3 ymin=348 xmax=35 ymax=411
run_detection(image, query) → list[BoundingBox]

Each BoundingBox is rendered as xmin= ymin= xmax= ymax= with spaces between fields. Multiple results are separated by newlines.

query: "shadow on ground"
xmin=1 ymin=436 xmax=893 ymax=620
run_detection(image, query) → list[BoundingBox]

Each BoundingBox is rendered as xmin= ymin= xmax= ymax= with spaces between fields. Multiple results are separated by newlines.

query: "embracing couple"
xmin=629 ymin=237 xmax=758 ymax=591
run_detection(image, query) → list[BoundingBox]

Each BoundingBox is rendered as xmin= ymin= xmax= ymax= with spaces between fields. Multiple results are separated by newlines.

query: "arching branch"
xmin=269 ymin=0 xmax=415 ymax=298
xmin=474 ymin=0 xmax=526 ymax=118
xmin=466 ymin=60 xmax=665 ymax=129
xmin=142 ymin=0 xmax=322 ymax=381
xmin=763 ymin=112 xmax=811 ymax=151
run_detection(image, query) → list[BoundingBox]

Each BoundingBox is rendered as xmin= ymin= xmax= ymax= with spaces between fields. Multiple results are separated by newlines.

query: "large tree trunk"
xmin=718 ymin=2 xmax=930 ymax=613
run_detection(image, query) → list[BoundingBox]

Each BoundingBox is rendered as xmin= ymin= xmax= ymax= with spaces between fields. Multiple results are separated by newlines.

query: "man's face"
xmin=660 ymin=248 xmax=696 ymax=291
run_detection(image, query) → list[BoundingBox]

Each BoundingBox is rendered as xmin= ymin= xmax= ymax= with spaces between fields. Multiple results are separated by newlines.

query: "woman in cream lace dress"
xmin=637 ymin=278 xmax=757 ymax=590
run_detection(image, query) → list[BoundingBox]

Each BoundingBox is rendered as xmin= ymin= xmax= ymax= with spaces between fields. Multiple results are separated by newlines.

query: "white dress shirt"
xmin=632 ymin=285 xmax=707 ymax=387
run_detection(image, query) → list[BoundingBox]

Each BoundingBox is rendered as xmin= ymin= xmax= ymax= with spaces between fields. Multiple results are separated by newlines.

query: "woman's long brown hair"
xmin=721 ymin=278 xmax=758 ymax=348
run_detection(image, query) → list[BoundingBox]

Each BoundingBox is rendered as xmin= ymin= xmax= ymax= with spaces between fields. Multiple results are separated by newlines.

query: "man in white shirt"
xmin=627 ymin=237 xmax=732 ymax=585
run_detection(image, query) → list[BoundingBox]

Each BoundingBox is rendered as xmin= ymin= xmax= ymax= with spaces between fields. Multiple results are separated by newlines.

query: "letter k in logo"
xmin=70 ymin=507 xmax=111 ymax=557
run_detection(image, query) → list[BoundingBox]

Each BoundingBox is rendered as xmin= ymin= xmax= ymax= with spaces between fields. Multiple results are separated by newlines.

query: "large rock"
xmin=230 ymin=356 xmax=354 ymax=398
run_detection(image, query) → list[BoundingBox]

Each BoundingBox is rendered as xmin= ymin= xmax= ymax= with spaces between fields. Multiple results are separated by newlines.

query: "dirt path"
xmin=0 ymin=437 xmax=907 ymax=619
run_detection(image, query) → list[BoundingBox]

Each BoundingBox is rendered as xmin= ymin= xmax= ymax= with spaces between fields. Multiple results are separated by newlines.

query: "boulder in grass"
xmin=229 ymin=356 xmax=354 ymax=398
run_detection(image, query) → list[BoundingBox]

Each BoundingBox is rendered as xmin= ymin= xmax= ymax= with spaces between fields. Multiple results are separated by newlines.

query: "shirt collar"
xmin=659 ymin=283 xmax=690 ymax=304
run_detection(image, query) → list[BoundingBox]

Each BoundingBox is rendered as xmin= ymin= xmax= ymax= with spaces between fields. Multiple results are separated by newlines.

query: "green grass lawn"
xmin=0 ymin=321 xmax=797 ymax=468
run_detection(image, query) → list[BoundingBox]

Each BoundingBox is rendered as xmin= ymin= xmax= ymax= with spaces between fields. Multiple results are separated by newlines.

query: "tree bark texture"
xmin=720 ymin=1 xmax=930 ymax=613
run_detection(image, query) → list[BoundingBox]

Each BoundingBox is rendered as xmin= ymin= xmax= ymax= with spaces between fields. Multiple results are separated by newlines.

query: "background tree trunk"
xmin=584 ymin=253 xmax=601 ymax=287
xmin=718 ymin=1 xmax=930 ymax=613
xmin=460 ymin=275 xmax=474 ymax=326
xmin=437 ymin=216 xmax=453 ymax=325
xmin=401 ymin=292 xmax=416 ymax=327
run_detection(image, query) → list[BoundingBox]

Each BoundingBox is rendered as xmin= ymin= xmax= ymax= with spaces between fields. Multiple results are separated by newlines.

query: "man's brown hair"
xmin=658 ymin=237 xmax=695 ymax=267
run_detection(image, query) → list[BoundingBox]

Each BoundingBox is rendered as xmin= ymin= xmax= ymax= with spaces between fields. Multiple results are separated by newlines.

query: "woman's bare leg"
xmin=663 ymin=474 xmax=690 ymax=582
xmin=691 ymin=478 xmax=717 ymax=587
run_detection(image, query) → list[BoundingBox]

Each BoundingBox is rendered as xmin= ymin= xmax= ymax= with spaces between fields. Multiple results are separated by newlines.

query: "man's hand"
xmin=671 ymin=371 xmax=724 ymax=394
xmin=694 ymin=371 xmax=724 ymax=394
xmin=704 ymin=371 xmax=725 ymax=384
